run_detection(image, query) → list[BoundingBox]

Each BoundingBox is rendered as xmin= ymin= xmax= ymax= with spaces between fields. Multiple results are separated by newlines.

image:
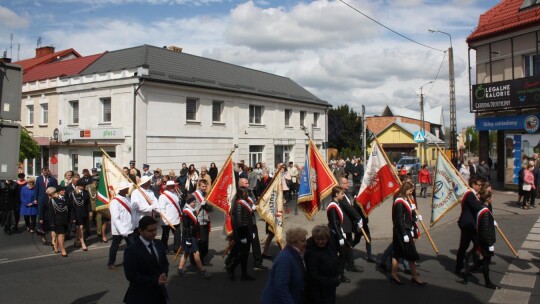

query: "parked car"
xmin=397 ymin=157 xmax=421 ymax=175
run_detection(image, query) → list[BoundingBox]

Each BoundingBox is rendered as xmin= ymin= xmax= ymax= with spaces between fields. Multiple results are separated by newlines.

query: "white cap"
xmin=138 ymin=175 xmax=152 ymax=186
xmin=165 ymin=180 xmax=175 ymax=186
xmin=116 ymin=181 xmax=133 ymax=192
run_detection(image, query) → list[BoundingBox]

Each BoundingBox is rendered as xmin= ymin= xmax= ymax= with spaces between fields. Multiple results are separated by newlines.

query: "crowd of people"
xmin=0 ymin=154 xmax=512 ymax=303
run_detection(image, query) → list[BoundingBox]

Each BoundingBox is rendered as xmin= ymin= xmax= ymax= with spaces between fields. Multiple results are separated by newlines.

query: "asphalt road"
xmin=1 ymin=190 xmax=539 ymax=304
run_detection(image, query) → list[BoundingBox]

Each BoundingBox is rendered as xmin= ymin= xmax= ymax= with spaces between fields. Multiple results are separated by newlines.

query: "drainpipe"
xmin=133 ymin=78 xmax=145 ymax=162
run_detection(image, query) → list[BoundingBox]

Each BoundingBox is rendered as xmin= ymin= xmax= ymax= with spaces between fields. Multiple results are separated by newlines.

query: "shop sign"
xmin=472 ymin=76 xmax=540 ymax=111
xmin=476 ymin=114 xmax=540 ymax=133
xmin=59 ymin=128 xmax=124 ymax=141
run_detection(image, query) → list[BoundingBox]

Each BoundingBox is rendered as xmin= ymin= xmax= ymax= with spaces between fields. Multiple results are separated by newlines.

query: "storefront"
xmin=476 ymin=113 xmax=540 ymax=188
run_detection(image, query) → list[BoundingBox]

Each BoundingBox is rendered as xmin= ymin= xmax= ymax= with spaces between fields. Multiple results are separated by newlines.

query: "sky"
xmin=0 ymin=0 xmax=498 ymax=130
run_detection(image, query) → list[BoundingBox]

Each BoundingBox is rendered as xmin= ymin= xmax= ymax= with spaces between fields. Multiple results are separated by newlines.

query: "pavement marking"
xmin=530 ymin=228 xmax=540 ymax=234
xmin=490 ymin=216 xmax=540 ymax=304
xmin=0 ymin=244 xmax=111 ymax=265
xmin=0 ymin=258 xmax=7 ymax=262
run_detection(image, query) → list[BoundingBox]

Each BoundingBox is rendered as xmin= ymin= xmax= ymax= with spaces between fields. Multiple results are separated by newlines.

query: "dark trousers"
xmin=456 ymin=227 xmax=478 ymax=272
xmin=23 ymin=215 xmax=37 ymax=230
xmin=108 ymin=234 xmax=133 ymax=266
xmin=251 ymin=224 xmax=263 ymax=266
xmin=523 ymin=191 xmax=532 ymax=207
xmin=353 ymin=223 xmax=373 ymax=258
xmin=161 ymin=224 xmax=180 ymax=251
xmin=530 ymin=188 xmax=537 ymax=206
xmin=198 ymin=224 xmax=210 ymax=261
xmin=229 ymin=239 xmax=251 ymax=276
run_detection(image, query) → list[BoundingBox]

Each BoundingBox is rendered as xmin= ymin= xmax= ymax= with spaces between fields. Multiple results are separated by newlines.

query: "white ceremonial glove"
xmin=488 ymin=245 xmax=494 ymax=252
xmin=240 ymin=238 xmax=247 ymax=244
xmin=252 ymin=204 xmax=257 ymax=211
xmin=403 ymin=235 xmax=410 ymax=243
xmin=253 ymin=233 xmax=256 ymax=239
xmin=410 ymin=230 xmax=415 ymax=238
xmin=201 ymin=200 xmax=207 ymax=206
xmin=357 ymin=219 xmax=363 ymax=229
xmin=494 ymin=220 xmax=498 ymax=227
xmin=416 ymin=214 xmax=423 ymax=222
xmin=410 ymin=204 xmax=417 ymax=211
xmin=339 ymin=239 xmax=345 ymax=246
xmin=186 ymin=239 xmax=192 ymax=246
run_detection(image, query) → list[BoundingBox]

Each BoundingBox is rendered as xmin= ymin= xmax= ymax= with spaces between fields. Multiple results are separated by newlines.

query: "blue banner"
xmin=476 ymin=114 xmax=540 ymax=133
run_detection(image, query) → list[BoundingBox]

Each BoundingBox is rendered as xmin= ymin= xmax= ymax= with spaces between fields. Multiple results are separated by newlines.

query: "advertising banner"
xmin=472 ymin=76 xmax=540 ymax=111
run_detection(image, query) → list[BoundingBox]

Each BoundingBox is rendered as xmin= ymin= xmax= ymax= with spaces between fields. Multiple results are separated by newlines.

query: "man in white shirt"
xmin=288 ymin=161 xmax=299 ymax=196
xmin=108 ymin=181 xmax=134 ymax=270
xmin=193 ymin=179 xmax=211 ymax=264
xmin=130 ymin=176 xmax=158 ymax=230
xmin=158 ymin=181 xmax=181 ymax=253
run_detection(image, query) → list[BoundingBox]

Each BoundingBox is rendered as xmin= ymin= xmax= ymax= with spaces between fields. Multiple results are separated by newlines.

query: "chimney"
xmin=36 ymin=46 xmax=55 ymax=58
xmin=167 ymin=46 xmax=183 ymax=53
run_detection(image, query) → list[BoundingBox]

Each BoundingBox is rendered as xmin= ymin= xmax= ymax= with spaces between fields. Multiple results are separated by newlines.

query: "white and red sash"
xmin=162 ymin=191 xmax=181 ymax=217
xmin=476 ymin=207 xmax=492 ymax=232
xmin=393 ymin=198 xmax=412 ymax=218
xmin=193 ymin=190 xmax=205 ymax=204
xmin=114 ymin=197 xmax=132 ymax=214
xmin=237 ymin=199 xmax=253 ymax=213
xmin=326 ymin=201 xmax=343 ymax=224
xmin=183 ymin=208 xmax=198 ymax=224
xmin=461 ymin=189 xmax=473 ymax=208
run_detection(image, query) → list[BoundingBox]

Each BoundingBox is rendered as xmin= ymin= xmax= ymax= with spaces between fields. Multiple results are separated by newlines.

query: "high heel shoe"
xmin=411 ymin=278 xmax=427 ymax=286
xmin=61 ymin=253 xmax=68 ymax=257
xmin=390 ymin=277 xmax=404 ymax=285
xmin=82 ymin=247 xmax=88 ymax=251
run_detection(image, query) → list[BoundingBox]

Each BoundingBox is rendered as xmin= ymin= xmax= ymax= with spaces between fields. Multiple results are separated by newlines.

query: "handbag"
xmin=523 ymin=183 xmax=532 ymax=191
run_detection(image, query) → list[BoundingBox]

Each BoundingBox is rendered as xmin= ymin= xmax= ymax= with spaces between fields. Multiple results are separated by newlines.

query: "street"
xmin=0 ymin=189 xmax=539 ymax=304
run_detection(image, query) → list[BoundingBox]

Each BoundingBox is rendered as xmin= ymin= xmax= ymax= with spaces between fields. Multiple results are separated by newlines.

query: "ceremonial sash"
xmin=461 ymin=190 xmax=473 ymax=209
xmin=326 ymin=202 xmax=343 ymax=224
xmin=476 ymin=207 xmax=492 ymax=232
xmin=162 ymin=191 xmax=181 ymax=217
xmin=237 ymin=199 xmax=253 ymax=213
xmin=183 ymin=208 xmax=198 ymax=224
xmin=193 ymin=190 xmax=205 ymax=204
xmin=113 ymin=197 xmax=132 ymax=214
xmin=393 ymin=198 xmax=412 ymax=218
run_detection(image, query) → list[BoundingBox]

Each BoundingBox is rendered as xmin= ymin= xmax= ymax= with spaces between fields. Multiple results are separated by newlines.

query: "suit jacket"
xmin=339 ymin=195 xmax=361 ymax=233
xmin=123 ymin=237 xmax=169 ymax=304
xmin=34 ymin=175 xmax=58 ymax=203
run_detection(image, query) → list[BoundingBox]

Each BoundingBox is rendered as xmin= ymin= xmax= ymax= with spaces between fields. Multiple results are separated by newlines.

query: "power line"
xmin=338 ymin=0 xmax=445 ymax=52
xmin=426 ymin=51 xmax=447 ymax=95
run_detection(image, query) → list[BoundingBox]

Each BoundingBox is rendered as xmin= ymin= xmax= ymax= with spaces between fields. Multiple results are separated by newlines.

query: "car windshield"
xmin=399 ymin=159 xmax=416 ymax=165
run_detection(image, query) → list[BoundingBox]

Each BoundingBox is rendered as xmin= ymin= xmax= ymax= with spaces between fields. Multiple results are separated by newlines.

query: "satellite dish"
xmin=53 ymin=128 xmax=59 ymax=141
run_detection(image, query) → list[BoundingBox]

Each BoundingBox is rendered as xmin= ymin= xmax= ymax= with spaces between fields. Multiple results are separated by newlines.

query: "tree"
xmin=464 ymin=126 xmax=478 ymax=155
xmin=19 ymin=128 xmax=41 ymax=162
xmin=328 ymin=105 xmax=365 ymax=159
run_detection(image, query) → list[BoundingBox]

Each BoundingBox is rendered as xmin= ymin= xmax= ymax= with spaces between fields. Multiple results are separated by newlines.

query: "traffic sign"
xmin=414 ymin=131 xmax=425 ymax=143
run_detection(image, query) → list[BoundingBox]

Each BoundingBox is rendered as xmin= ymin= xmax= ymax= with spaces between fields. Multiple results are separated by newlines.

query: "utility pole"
xmin=419 ymin=81 xmax=432 ymax=165
xmin=362 ymin=105 xmax=366 ymax=162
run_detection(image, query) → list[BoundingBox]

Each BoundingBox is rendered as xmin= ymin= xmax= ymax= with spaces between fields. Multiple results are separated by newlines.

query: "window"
xmin=101 ymin=97 xmax=111 ymax=123
xmin=186 ymin=98 xmax=198 ymax=121
xmin=70 ymin=100 xmax=79 ymax=124
xmin=300 ymin=111 xmax=306 ymax=127
xmin=314 ymin=112 xmax=320 ymax=127
xmin=249 ymin=145 xmax=264 ymax=167
xmin=249 ymin=105 xmax=263 ymax=124
xmin=71 ymin=152 xmax=79 ymax=173
xmin=27 ymin=105 xmax=34 ymax=125
xmin=524 ymin=54 xmax=540 ymax=77
xmin=212 ymin=101 xmax=223 ymax=122
xmin=285 ymin=109 xmax=292 ymax=126
xmin=40 ymin=103 xmax=48 ymax=125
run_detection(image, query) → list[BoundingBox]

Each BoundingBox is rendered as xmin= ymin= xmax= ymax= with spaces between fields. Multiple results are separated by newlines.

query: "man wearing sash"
xmin=158 ymin=181 xmax=181 ymax=253
xmin=338 ymin=177 xmax=364 ymax=273
xmin=130 ymin=176 xmax=159 ymax=231
xmin=327 ymin=186 xmax=351 ymax=283
xmin=108 ymin=181 xmax=134 ymax=270
xmin=455 ymin=177 xmax=484 ymax=275
xmin=193 ymin=179 xmax=211 ymax=264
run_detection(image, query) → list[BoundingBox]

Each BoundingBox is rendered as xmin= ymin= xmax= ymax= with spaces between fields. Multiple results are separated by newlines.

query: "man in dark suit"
xmin=34 ymin=166 xmax=58 ymax=242
xmin=123 ymin=216 xmax=169 ymax=304
xmin=350 ymin=158 xmax=364 ymax=193
xmin=338 ymin=177 xmax=364 ymax=280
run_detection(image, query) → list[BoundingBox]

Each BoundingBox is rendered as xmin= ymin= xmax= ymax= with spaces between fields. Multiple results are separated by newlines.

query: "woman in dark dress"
xmin=391 ymin=181 xmax=425 ymax=285
xmin=48 ymin=186 xmax=70 ymax=257
xmin=304 ymin=225 xmax=340 ymax=304
xmin=69 ymin=180 xmax=92 ymax=251
xmin=208 ymin=162 xmax=218 ymax=185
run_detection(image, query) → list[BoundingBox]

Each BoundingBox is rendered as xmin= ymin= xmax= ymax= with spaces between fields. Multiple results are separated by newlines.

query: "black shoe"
xmin=254 ymin=264 xmax=268 ymax=270
xmin=367 ymin=257 xmax=379 ymax=264
xmin=404 ymin=268 xmax=411 ymax=275
xmin=390 ymin=277 xmax=404 ymax=285
xmin=378 ymin=263 xmax=388 ymax=271
xmin=340 ymin=275 xmax=351 ymax=283
xmin=485 ymin=282 xmax=500 ymax=289
xmin=262 ymin=254 xmax=274 ymax=260
xmin=411 ymin=278 xmax=427 ymax=286
xmin=240 ymin=274 xmax=256 ymax=281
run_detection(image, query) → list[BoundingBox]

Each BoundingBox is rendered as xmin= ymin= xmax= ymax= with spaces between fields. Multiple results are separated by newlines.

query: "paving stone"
xmin=490 ymin=289 xmax=530 ymax=304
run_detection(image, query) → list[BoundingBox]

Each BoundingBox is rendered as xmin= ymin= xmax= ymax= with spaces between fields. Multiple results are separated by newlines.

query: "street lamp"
xmin=419 ymin=81 xmax=433 ymax=165
xmin=429 ymin=29 xmax=457 ymax=163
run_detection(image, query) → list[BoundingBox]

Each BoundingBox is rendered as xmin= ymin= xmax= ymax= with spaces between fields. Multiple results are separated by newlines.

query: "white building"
xmin=53 ymin=45 xmax=331 ymax=174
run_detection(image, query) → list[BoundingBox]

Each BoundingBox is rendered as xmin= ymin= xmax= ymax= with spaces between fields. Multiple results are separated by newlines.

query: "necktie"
xmin=148 ymin=242 xmax=158 ymax=263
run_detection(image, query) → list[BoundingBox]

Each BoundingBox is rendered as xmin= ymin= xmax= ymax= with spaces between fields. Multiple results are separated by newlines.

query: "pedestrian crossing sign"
xmin=414 ymin=131 xmax=425 ymax=143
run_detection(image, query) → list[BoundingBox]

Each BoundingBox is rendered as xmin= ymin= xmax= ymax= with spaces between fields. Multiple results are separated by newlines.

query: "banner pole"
xmin=496 ymin=225 xmax=519 ymax=258
xmin=99 ymin=148 xmax=176 ymax=231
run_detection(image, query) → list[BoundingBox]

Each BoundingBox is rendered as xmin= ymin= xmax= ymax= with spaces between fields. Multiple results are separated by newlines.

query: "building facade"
xmin=467 ymin=0 xmax=540 ymax=188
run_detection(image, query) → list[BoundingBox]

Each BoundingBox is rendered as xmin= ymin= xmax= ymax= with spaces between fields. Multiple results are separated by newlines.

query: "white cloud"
xmin=49 ymin=0 xmax=223 ymax=5
xmin=0 ymin=6 xmax=30 ymax=29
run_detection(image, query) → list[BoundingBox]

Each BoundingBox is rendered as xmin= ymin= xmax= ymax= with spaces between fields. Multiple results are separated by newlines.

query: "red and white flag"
xmin=206 ymin=152 xmax=236 ymax=235
xmin=356 ymin=142 xmax=400 ymax=216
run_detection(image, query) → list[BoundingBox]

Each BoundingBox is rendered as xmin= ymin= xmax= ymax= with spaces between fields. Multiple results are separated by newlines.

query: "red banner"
xmin=206 ymin=154 xmax=236 ymax=235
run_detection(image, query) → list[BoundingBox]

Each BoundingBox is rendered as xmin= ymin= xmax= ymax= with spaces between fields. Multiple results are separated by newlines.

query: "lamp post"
xmin=419 ymin=81 xmax=433 ymax=165
xmin=429 ymin=29 xmax=457 ymax=163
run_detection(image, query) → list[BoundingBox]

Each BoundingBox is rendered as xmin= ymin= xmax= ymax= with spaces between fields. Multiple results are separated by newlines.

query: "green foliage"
xmin=328 ymin=105 xmax=373 ymax=159
xmin=19 ymin=128 xmax=41 ymax=162
xmin=464 ymin=126 xmax=478 ymax=154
